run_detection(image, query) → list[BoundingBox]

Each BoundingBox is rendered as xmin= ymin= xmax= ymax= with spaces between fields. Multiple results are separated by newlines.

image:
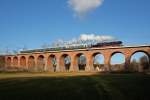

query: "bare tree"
xmin=22 ymin=45 xmax=28 ymax=51
xmin=41 ymin=43 xmax=50 ymax=49
xmin=4 ymin=47 xmax=12 ymax=55
xmin=12 ymin=50 xmax=18 ymax=54
xmin=140 ymin=55 xmax=149 ymax=70
xmin=130 ymin=59 xmax=138 ymax=71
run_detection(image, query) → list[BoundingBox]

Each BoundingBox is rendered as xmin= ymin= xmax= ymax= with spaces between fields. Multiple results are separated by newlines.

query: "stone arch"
xmin=37 ymin=55 xmax=45 ymax=71
xmin=28 ymin=56 xmax=35 ymax=71
xmin=47 ymin=54 xmax=57 ymax=72
xmin=60 ymin=54 xmax=71 ymax=72
xmin=92 ymin=52 xmax=105 ymax=71
xmin=13 ymin=57 xmax=18 ymax=67
xmin=110 ymin=52 xmax=125 ymax=71
xmin=6 ymin=57 xmax=11 ymax=67
xmin=129 ymin=50 xmax=150 ymax=72
xmin=74 ymin=53 xmax=87 ymax=71
xmin=20 ymin=56 xmax=26 ymax=68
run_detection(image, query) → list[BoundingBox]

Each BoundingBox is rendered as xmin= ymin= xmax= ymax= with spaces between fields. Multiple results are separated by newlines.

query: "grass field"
xmin=0 ymin=72 xmax=150 ymax=100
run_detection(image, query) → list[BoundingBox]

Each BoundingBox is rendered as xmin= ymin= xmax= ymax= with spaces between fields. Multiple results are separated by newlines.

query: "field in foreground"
xmin=0 ymin=72 xmax=150 ymax=100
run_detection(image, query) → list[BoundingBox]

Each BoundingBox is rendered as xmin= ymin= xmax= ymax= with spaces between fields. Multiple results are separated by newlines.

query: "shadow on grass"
xmin=0 ymin=73 xmax=150 ymax=100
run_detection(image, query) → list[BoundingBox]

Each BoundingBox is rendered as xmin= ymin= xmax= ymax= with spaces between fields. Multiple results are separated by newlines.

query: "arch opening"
xmin=20 ymin=56 xmax=26 ymax=68
xmin=13 ymin=57 xmax=18 ymax=67
xmin=75 ymin=53 xmax=86 ymax=71
xmin=130 ymin=51 xmax=150 ymax=72
xmin=60 ymin=54 xmax=71 ymax=71
xmin=92 ymin=53 xmax=105 ymax=71
xmin=28 ymin=56 xmax=35 ymax=71
xmin=47 ymin=55 xmax=57 ymax=72
xmin=110 ymin=53 xmax=125 ymax=71
xmin=37 ymin=55 xmax=45 ymax=72
xmin=7 ymin=57 xmax=11 ymax=67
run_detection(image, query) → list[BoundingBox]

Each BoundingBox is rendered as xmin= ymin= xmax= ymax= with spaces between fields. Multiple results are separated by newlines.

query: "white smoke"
xmin=52 ymin=34 xmax=116 ymax=48
xmin=68 ymin=0 xmax=104 ymax=17
xmin=79 ymin=34 xmax=115 ymax=42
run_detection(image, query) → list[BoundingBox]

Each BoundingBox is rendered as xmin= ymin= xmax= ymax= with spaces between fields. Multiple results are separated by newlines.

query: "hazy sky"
xmin=0 ymin=0 xmax=150 ymax=63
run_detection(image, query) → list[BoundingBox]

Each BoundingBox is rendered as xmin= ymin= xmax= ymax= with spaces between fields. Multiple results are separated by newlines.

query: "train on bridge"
xmin=91 ymin=41 xmax=123 ymax=48
xmin=21 ymin=41 xmax=123 ymax=53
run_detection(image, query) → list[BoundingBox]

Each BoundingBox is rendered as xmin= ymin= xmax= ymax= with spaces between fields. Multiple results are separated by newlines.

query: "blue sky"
xmin=0 ymin=0 xmax=150 ymax=55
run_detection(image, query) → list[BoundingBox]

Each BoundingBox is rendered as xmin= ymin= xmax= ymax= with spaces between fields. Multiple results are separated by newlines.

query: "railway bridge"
xmin=5 ymin=45 xmax=150 ymax=72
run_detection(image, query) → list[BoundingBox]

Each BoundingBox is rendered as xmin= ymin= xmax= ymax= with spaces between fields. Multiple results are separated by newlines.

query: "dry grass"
xmin=0 ymin=72 xmax=99 ymax=79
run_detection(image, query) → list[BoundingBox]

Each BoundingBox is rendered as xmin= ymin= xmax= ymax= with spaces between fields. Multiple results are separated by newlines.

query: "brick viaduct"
xmin=4 ymin=45 xmax=150 ymax=72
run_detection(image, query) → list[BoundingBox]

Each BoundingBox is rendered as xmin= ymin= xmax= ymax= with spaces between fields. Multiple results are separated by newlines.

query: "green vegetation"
xmin=0 ymin=72 xmax=150 ymax=100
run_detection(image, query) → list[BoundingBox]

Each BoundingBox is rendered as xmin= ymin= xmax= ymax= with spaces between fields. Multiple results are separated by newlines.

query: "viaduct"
xmin=4 ymin=45 xmax=150 ymax=72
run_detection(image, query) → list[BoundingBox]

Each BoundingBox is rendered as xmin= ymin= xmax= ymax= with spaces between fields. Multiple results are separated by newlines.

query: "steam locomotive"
xmin=91 ymin=41 xmax=123 ymax=48
xmin=20 ymin=41 xmax=123 ymax=53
